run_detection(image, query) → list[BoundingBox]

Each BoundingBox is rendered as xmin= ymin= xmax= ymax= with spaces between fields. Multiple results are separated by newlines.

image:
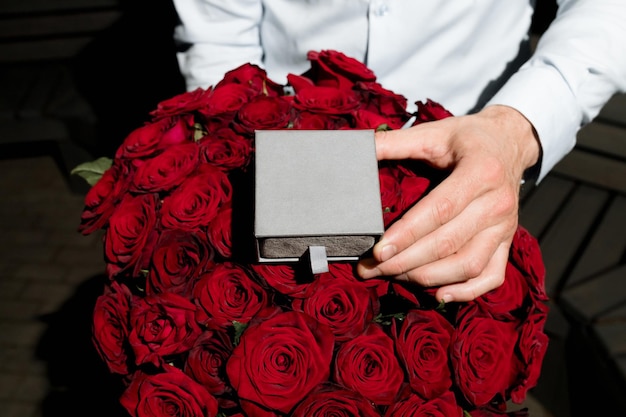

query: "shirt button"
xmin=372 ymin=0 xmax=389 ymax=17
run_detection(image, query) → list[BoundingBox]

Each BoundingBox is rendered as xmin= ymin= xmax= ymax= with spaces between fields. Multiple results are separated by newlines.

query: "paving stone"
xmin=0 ymin=229 xmax=48 ymax=246
xmin=0 ymin=279 xmax=27 ymax=299
xmin=48 ymin=229 xmax=102 ymax=248
xmin=1 ymin=402 xmax=38 ymax=417
xmin=0 ymin=346 xmax=46 ymax=375
xmin=0 ymin=300 xmax=42 ymax=320
xmin=0 ymin=244 xmax=58 ymax=264
xmin=20 ymin=282 xmax=74 ymax=300
xmin=13 ymin=264 xmax=68 ymax=281
xmin=0 ymin=213 xmax=37 ymax=229
xmin=64 ymin=264 xmax=105 ymax=285
xmin=6 ymin=191 xmax=69 ymax=208
xmin=14 ymin=375 xmax=49 ymax=402
xmin=0 ymin=205 xmax=25 ymax=219
xmin=35 ymin=209 xmax=85 ymax=231
xmin=54 ymin=246 xmax=103 ymax=267
xmin=0 ymin=372 xmax=21 ymax=399
xmin=0 ymin=322 xmax=48 ymax=348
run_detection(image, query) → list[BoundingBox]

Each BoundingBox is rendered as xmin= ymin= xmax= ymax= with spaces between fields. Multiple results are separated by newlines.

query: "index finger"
xmin=372 ymin=154 xmax=489 ymax=263
xmin=375 ymin=122 xmax=451 ymax=165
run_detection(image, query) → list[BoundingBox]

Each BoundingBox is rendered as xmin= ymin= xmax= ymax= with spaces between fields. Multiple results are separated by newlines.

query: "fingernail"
xmin=395 ymin=273 xmax=408 ymax=282
xmin=359 ymin=266 xmax=381 ymax=279
xmin=380 ymin=245 xmax=396 ymax=262
xmin=357 ymin=259 xmax=380 ymax=279
xmin=441 ymin=294 xmax=453 ymax=304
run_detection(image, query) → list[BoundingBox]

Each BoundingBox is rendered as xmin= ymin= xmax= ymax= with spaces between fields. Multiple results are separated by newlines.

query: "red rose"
xmin=378 ymin=164 xmax=431 ymax=227
xmin=292 ymin=273 xmax=379 ymax=342
xmin=216 ymin=63 xmax=284 ymax=97
xmin=510 ymin=302 xmax=549 ymax=404
xmin=79 ymin=160 xmax=129 ymax=235
xmin=354 ymin=81 xmax=410 ymax=128
xmin=160 ymin=164 xmax=232 ymax=231
xmin=184 ymin=330 xmax=235 ymax=399
xmin=324 ymin=262 xmax=390 ymax=299
xmin=198 ymin=128 xmax=252 ymax=170
xmin=146 ymin=229 xmax=214 ymax=296
xmin=193 ymin=262 xmax=270 ymax=329
xmin=92 ymin=281 xmax=134 ymax=375
xmin=389 ymin=281 xmax=424 ymax=305
xmin=149 ymin=87 xmax=214 ymax=120
xmin=120 ymin=366 xmax=219 ymax=417
xmin=131 ymin=142 xmax=201 ymax=193
xmin=451 ymin=305 xmax=518 ymax=406
xmin=394 ymin=309 xmax=454 ymax=400
xmin=475 ymin=262 xmax=530 ymax=320
xmin=333 ymin=324 xmax=404 ymax=405
xmin=510 ymin=226 xmax=548 ymax=302
xmin=128 ymin=292 xmax=202 ymax=367
xmin=200 ymin=83 xmax=256 ymax=118
xmin=206 ymin=203 xmax=233 ymax=259
xmin=292 ymin=110 xmax=336 ymax=129
xmin=290 ymin=383 xmax=380 ymax=417
xmin=104 ymin=193 xmax=159 ymax=278
xmin=286 ymin=73 xmax=315 ymax=93
xmin=83 ymin=49 xmax=552 ymax=417
xmin=397 ymin=174 xmax=430 ymax=213
xmin=384 ymin=391 xmax=464 ymax=417
xmin=116 ymin=115 xmax=194 ymax=160
xmin=251 ymin=263 xmax=315 ymax=298
xmin=379 ymin=165 xmax=403 ymax=225
xmin=305 ymin=49 xmax=376 ymax=90
xmin=293 ymin=85 xmax=361 ymax=114
xmin=234 ymin=95 xmax=292 ymax=134
xmin=352 ymin=108 xmax=392 ymax=130
xmin=412 ymin=99 xmax=454 ymax=124
xmin=226 ymin=311 xmax=335 ymax=414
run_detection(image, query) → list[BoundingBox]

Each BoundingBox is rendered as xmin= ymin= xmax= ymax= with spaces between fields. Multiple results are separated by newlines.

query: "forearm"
xmin=172 ymin=0 xmax=264 ymax=90
xmin=486 ymin=0 xmax=626 ymax=181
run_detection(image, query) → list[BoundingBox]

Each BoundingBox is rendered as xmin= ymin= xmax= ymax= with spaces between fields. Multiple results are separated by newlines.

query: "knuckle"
xmin=463 ymin=257 xmax=485 ymax=279
xmin=495 ymin=189 xmax=517 ymax=214
xmin=406 ymin=269 xmax=433 ymax=287
xmin=393 ymin=217 xmax=422 ymax=244
xmin=467 ymin=288 xmax=481 ymax=301
xmin=435 ymin=235 xmax=456 ymax=260
xmin=433 ymin=197 xmax=455 ymax=225
xmin=379 ymin=257 xmax=407 ymax=277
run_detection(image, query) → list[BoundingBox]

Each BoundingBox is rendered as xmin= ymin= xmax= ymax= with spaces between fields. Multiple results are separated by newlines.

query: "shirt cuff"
xmin=486 ymin=64 xmax=581 ymax=182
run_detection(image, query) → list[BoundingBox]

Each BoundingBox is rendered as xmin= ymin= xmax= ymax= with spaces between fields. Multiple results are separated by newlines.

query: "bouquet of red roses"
xmin=76 ymin=50 xmax=549 ymax=417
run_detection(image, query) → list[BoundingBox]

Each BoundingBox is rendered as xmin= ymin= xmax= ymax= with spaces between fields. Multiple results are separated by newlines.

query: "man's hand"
xmin=356 ymin=105 xmax=541 ymax=302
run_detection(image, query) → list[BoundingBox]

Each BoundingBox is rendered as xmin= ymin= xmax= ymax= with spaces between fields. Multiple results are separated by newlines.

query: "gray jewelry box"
xmin=254 ymin=129 xmax=384 ymax=268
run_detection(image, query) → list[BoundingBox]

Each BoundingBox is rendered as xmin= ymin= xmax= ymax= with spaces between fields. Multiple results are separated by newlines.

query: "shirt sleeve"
xmin=486 ymin=0 xmax=626 ymax=181
xmin=172 ymin=0 xmax=264 ymax=91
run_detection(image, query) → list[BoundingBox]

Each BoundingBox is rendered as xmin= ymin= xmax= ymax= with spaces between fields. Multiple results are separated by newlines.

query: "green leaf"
xmin=436 ymin=299 xmax=447 ymax=312
xmin=463 ymin=410 xmax=473 ymax=417
xmin=232 ymin=321 xmax=248 ymax=346
xmin=192 ymin=122 xmax=206 ymax=142
xmin=70 ymin=157 xmax=113 ymax=186
xmin=375 ymin=123 xmax=391 ymax=132
xmin=373 ymin=312 xmax=406 ymax=326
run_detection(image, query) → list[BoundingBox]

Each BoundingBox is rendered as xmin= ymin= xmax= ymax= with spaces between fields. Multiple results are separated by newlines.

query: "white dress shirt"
xmin=172 ymin=0 xmax=626 ymax=180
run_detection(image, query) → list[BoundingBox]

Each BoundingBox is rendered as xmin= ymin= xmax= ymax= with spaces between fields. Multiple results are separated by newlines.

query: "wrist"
xmin=479 ymin=105 xmax=542 ymax=175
